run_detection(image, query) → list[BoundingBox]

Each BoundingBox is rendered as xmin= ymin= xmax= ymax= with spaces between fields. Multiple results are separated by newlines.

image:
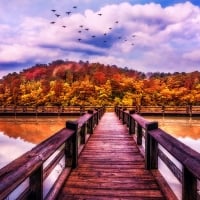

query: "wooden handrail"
xmin=1 ymin=105 xmax=200 ymax=116
xmin=149 ymin=128 xmax=200 ymax=180
xmin=115 ymin=106 xmax=200 ymax=200
xmin=0 ymin=107 xmax=105 ymax=200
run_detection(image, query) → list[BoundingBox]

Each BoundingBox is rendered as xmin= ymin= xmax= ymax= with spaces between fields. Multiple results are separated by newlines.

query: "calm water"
xmin=0 ymin=116 xmax=78 ymax=168
xmin=144 ymin=116 xmax=200 ymax=153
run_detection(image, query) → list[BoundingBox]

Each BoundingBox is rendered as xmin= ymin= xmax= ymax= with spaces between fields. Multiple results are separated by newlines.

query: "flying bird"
xmin=109 ymin=27 xmax=112 ymax=30
xmin=104 ymin=33 xmax=107 ymax=36
xmin=98 ymin=13 xmax=102 ymax=16
xmin=73 ymin=6 xmax=77 ymax=9
xmin=62 ymin=25 xmax=66 ymax=28
xmin=78 ymin=38 xmax=82 ymax=41
xmin=55 ymin=14 xmax=60 ymax=17
xmin=92 ymin=35 xmax=96 ymax=38
xmin=79 ymin=25 xmax=83 ymax=28
xmin=85 ymin=28 xmax=89 ymax=31
xmin=132 ymin=34 xmax=136 ymax=37
xmin=115 ymin=21 xmax=119 ymax=24
xmin=50 ymin=21 xmax=56 ymax=24
xmin=51 ymin=9 xmax=56 ymax=12
xmin=78 ymin=30 xmax=82 ymax=33
xmin=66 ymin=11 xmax=71 ymax=15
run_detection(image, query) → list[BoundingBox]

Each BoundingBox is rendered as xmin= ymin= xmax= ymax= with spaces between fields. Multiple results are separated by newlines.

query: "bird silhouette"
xmin=48 ymin=7 xmax=137 ymax=49
xmin=66 ymin=11 xmax=71 ymax=15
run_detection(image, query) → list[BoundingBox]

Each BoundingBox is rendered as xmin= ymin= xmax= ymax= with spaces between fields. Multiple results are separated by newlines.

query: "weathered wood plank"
xmin=58 ymin=113 xmax=167 ymax=199
xmin=61 ymin=194 xmax=165 ymax=200
xmin=61 ymin=187 xmax=164 ymax=198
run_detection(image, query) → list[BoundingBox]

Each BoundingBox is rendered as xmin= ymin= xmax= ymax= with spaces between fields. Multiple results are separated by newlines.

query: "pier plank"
xmin=58 ymin=113 xmax=167 ymax=199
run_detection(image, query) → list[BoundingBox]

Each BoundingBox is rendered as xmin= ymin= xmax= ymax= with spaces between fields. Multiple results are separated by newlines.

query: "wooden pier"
xmin=0 ymin=105 xmax=200 ymax=117
xmin=0 ymin=107 xmax=200 ymax=200
xmin=58 ymin=112 xmax=172 ymax=199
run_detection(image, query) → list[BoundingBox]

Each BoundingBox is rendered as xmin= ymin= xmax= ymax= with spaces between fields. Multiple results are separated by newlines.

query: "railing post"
xmin=80 ymin=123 xmax=86 ymax=144
xmin=145 ymin=122 xmax=158 ymax=170
xmin=129 ymin=110 xmax=135 ymax=135
xmin=122 ymin=108 xmax=127 ymax=124
xmin=66 ymin=121 xmax=78 ymax=169
xmin=136 ymin=124 xmax=142 ymax=145
xmin=182 ymin=167 xmax=197 ymax=200
xmin=28 ymin=166 xmax=43 ymax=200
xmin=88 ymin=110 xmax=94 ymax=134
xmin=119 ymin=107 xmax=122 ymax=120
xmin=95 ymin=109 xmax=99 ymax=124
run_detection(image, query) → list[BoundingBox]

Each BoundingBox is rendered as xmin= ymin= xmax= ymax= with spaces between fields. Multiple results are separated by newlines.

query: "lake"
xmin=0 ymin=116 xmax=78 ymax=168
xmin=144 ymin=116 xmax=200 ymax=153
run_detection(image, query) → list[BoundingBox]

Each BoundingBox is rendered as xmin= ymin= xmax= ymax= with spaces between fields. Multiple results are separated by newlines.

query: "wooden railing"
xmin=115 ymin=107 xmax=200 ymax=200
xmin=116 ymin=105 xmax=200 ymax=116
xmin=0 ymin=105 xmax=103 ymax=116
xmin=0 ymin=107 xmax=105 ymax=200
xmin=1 ymin=105 xmax=200 ymax=116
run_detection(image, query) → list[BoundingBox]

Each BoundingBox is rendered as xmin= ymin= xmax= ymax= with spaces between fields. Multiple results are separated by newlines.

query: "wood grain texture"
xmin=58 ymin=113 xmax=167 ymax=200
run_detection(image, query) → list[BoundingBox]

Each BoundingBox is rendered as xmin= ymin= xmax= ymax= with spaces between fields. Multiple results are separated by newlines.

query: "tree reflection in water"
xmin=0 ymin=116 xmax=78 ymax=168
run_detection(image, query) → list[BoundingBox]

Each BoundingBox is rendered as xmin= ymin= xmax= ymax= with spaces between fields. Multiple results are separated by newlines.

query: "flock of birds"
xmin=49 ymin=6 xmax=136 ymax=48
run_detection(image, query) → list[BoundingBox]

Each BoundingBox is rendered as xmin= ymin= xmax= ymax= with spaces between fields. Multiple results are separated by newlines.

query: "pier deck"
xmin=58 ymin=113 xmax=168 ymax=200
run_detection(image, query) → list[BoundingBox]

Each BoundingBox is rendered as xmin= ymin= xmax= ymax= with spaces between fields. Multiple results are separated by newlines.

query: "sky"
xmin=0 ymin=0 xmax=200 ymax=78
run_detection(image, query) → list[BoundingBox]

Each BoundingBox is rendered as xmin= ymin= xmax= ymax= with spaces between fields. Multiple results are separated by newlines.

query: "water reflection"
xmin=0 ymin=132 xmax=35 ymax=168
xmin=144 ymin=116 xmax=200 ymax=152
xmin=0 ymin=116 xmax=77 ymax=168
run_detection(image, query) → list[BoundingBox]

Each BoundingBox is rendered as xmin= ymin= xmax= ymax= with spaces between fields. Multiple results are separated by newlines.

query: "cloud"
xmin=183 ymin=50 xmax=200 ymax=62
xmin=0 ymin=1 xmax=200 ymax=77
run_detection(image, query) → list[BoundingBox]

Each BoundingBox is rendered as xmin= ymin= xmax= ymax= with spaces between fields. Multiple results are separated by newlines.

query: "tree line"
xmin=0 ymin=60 xmax=199 ymax=107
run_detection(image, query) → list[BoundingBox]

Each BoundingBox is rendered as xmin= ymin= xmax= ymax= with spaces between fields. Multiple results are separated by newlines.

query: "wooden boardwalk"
xmin=58 ymin=112 xmax=166 ymax=200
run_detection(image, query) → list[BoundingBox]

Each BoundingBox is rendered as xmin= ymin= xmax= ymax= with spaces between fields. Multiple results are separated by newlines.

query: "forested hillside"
xmin=0 ymin=60 xmax=200 ymax=106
